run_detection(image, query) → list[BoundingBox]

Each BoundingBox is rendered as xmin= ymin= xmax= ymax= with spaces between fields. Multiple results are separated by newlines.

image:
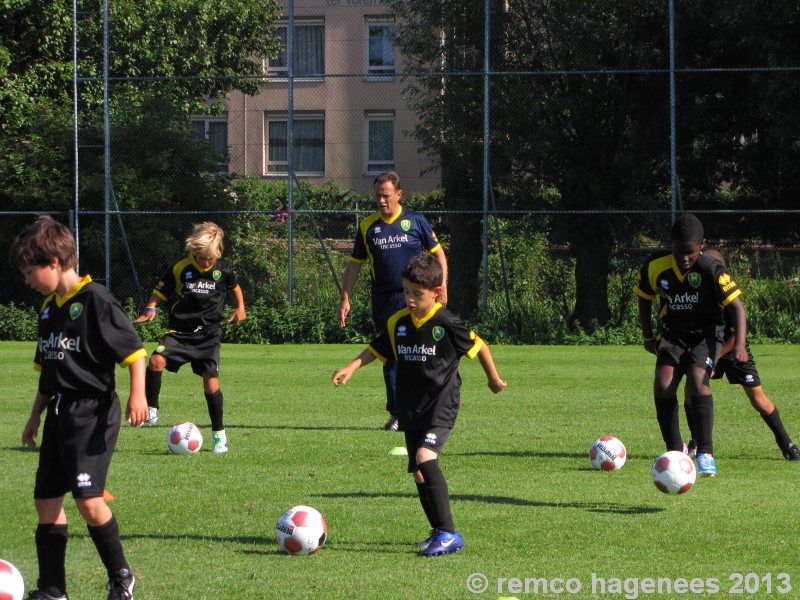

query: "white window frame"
xmin=365 ymin=112 xmax=395 ymax=174
xmin=267 ymin=19 xmax=325 ymax=81
xmin=190 ymin=116 xmax=228 ymax=173
xmin=265 ymin=112 xmax=325 ymax=177
xmin=365 ymin=17 xmax=395 ymax=78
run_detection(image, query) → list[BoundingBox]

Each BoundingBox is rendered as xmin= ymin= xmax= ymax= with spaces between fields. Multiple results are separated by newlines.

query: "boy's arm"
xmin=22 ymin=391 xmax=51 ymax=449
xmin=638 ymin=296 xmax=657 ymax=355
xmin=338 ymin=261 xmax=362 ymax=328
xmin=332 ymin=348 xmax=376 ymax=386
xmin=134 ymin=294 xmax=162 ymax=323
xmin=477 ymin=343 xmax=506 ymax=394
xmin=433 ymin=247 xmax=448 ymax=306
xmin=725 ymin=297 xmax=748 ymax=363
xmin=126 ymin=356 xmax=148 ymax=427
xmin=228 ymin=285 xmax=246 ymax=324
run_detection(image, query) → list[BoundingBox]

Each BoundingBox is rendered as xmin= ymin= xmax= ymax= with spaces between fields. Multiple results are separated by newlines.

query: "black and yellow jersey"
xmin=634 ymin=251 xmax=741 ymax=338
xmin=152 ymin=255 xmax=239 ymax=333
xmin=368 ymin=303 xmax=482 ymax=429
xmin=350 ymin=207 xmax=442 ymax=294
xmin=34 ymin=276 xmax=146 ymax=397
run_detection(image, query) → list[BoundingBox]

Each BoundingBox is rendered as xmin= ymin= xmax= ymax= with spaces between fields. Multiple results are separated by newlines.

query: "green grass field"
xmin=2 ymin=341 xmax=799 ymax=599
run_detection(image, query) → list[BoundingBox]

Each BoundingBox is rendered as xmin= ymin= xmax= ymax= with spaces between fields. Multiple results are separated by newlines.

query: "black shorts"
xmin=34 ymin=392 xmax=120 ymax=500
xmin=154 ymin=329 xmax=221 ymax=377
xmin=404 ymin=427 xmax=451 ymax=473
xmin=656 ymin=332 xmax=722 ymax=373
xmin=712 ymin=347 xmax=761 ymax=387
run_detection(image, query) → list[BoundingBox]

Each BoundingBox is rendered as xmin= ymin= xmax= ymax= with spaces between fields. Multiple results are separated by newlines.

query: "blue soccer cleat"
xmin=696 ymin=452 xmax=717 ymax=477
xmin=415 ymin=529 xmax=436 ymax=551
xmin=420 ymin=529 xmax=464 ymax=557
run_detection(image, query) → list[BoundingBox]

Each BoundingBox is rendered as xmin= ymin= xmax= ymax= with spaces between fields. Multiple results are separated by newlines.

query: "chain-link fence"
xmin=3 ymin=0 xmax=800 ymax=338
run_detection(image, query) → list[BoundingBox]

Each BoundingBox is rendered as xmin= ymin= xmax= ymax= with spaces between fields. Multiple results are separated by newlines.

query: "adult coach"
xmin=338 ymin=171 xmax=448 ymax=430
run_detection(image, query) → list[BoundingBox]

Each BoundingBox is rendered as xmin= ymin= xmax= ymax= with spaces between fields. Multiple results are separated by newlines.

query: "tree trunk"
xmin=570 ymin=232 xmax=612 ymax=330
xmin=444 ymin=209 xmax=482 ymax=319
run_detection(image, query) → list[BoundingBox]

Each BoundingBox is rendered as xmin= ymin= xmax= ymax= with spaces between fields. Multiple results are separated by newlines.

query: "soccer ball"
xmin=652 ymin=450 xmax=696 ymax=494
xmin=589 ymin=436 xmax=627 ymax=471
xmin=275 ymin=505 xmax=328 ymax=555
xmin=0 ymin=559 xmax=24 ymax=600
xmin=167 ymin=422 xmax=203 ymax=455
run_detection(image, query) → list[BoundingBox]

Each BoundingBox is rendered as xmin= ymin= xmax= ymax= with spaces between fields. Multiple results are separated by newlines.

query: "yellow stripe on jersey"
xmin=466 ymin=332 xmax=484 ymax=359
xmin=410 ymin=302 xmax=442 ymax=328
xmin=359 ymin=213 xmax=383 ymax=280
xmin=367 ymin=345 xmax=388 ymax=364
xmin=386 ymin=307 xmax=411 ymax=361
xmin=119 ymin=348 xmax=147 ymax=368
xmin=721 ymin=288 xmax=742 ymax=306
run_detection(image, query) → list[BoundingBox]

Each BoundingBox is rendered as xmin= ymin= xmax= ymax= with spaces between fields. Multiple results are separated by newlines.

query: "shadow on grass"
xmin=312 ymin=491 xmax=663 ymax=515
xmin=116 ymin=532 xmax=409 ymax=556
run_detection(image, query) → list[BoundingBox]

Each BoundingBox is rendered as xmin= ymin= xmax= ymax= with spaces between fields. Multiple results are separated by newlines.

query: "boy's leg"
xmin=77 ymin=498 xmax=129 ymax=572
xmin=204 ymin=374 xmax=227 ymax=453
xmin=34 ymin=499 xmax=69 ymax=597
xmin=653 ymin=362 xmax=684 ymax=452
xmin=417 ymin=453 xmax=455 ymax=534
xmin=745 ymin=386 xmax=795 ymax=452
xmin=145 ymin=354 xmax=167 ymax=425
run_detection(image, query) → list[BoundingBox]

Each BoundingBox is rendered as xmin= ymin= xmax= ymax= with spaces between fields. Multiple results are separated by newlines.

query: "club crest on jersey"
xmin=69 ymin=302 xmax=84 ymax=320
xmin=432 ymin=326 xmax=445 ymax=341
xmin=156 ymin=345 xmax=166 ymax=353
xmin=213 ymin=269 xmax=222 ymax=281
xmin=400 ymin=219 xmax=411 ymax=231
xmin=688 ymin=272 xmax=701 ymax=288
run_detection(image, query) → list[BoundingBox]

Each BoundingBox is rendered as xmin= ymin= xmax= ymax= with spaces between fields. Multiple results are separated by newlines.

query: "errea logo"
xmin=397 ymin=325 xmax=407 ymax=337
xmin=76 ymin=472 xmax=92 ymax=488
xmin=424 ymin=432 xmax=438 ymax=445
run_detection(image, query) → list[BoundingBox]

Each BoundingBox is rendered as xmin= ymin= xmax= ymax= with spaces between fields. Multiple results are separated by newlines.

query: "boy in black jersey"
xmin=332 ymin=253 xmax=506 ymax=556
xmin=135 ymin=222 xmax=245 ymax=453
xmin=12 ymin=216 xmax=146 ymax=600
xmin=683 ymin=249 xmax=800 ymax=461
xmin=635 ymin=213 xmax=747 ymax=477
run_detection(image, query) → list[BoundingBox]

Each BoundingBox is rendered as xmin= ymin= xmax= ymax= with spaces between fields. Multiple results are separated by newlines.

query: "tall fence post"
xmin=481 ymin=0 xmax=491 ymax=312
xmin=286 ymin=0 xmax=295 ymax=305
xmin=668 ymin=0 xmax=677 ymax=223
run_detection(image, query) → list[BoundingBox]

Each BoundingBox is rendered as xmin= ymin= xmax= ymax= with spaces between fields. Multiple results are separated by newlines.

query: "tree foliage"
xmin=389 ymin=0 xmax=800 ymax=328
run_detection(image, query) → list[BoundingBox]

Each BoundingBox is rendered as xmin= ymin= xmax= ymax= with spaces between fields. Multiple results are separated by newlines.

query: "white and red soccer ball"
xmin=167 ymin=422 xmax=203 ymax=455
xmin=652 ymin=450 xmax=696 ymax=494
xmin=0 ymin=559 xmax=24 ymax=600
xmin=275 ymin=505 xmax=328 ymax=555
xmin=589 ymin=436 xmax=627 ymax=471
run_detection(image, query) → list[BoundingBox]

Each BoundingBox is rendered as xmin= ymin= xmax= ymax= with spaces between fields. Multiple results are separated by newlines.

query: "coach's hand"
xmin=338 ymin=297 xmax=351 ymax=328
xmin=488 ymin=378 xmax=507 ymax=394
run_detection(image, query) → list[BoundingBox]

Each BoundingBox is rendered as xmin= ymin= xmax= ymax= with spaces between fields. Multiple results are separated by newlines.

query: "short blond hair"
xmin=185 ymin=222 xmax=224 ymax=257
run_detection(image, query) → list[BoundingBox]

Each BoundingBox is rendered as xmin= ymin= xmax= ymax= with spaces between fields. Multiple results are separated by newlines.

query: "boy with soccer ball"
xmin=332 ymin=253 xmax=506 ymax=556
xmin=135 ymin=222 xmax=245 ymax=453
xmin=635 ymin=213 xmax=747 ymax=477
xmin=12 ymin=216 xmax=146 ymax=599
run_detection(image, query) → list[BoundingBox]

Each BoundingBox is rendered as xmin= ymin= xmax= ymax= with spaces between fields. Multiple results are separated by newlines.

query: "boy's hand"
xmin=126 ymin=391 xmax=148 ymax=428
xmin=733 ymin=342 xmax=748 ymax=363
xmin=228 ymin=307 xmax=246 ymax=325
xmin=488 ymin=378 xmax=507 ymax=394
xmin=134 ymin=312 xmax=156 ymax=323
xmin=332 ymin=366 xmax=355 ymax=386
xmin=22 ymin=414 xmax=41 ymax=449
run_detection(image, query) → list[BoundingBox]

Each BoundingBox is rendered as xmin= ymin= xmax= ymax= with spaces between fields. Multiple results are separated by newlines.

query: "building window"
xmin=365 ymin=112 xmax=394 ymax=173
xmin=266 ymin=113 xmax=325 ymax=176
xmin=269 ymin=20 xmax=324 ymax=78
xmin=191 ymin=117 xmax=228 ymax=173
xmin=366 ymin=18 xmax=395 ymax=77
